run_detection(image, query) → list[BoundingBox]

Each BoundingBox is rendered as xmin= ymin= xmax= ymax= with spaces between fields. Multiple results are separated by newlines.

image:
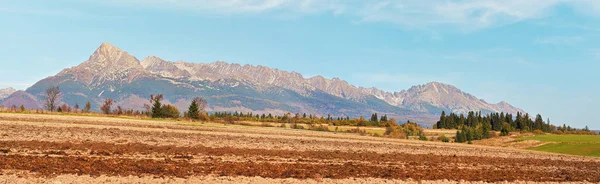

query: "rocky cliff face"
xmin=141 ymin=56 xmax=191 ymax=79
xmin=4 ymin=42 xmax=524 ymax=126
xmin=0 ymin=88 xmax=16 ymax=100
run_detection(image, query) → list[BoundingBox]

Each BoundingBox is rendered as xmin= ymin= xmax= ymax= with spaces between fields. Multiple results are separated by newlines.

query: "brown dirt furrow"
xmin=3 ymin=123 xmax=596 ymax=163
xmin=0 ymin=154 xmax=598 ymax=182
xmin=0 ymin=140 xmax=598 ymax=174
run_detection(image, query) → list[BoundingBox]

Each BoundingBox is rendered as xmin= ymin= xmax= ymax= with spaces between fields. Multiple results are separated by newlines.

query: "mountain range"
xmin=0 ymin=43 xmax=524 ymax=126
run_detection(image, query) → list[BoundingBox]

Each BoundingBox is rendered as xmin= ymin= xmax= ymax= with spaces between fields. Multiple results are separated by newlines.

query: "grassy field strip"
xmin=528 ymin=144 xmax=600 ymax=157
xmin=520 ymin=135 xmax=600 ymax=157
xmin=0 ymin=119 xmax=450 ymax=151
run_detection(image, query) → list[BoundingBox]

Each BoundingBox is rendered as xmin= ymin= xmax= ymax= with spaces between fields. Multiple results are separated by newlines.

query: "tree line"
xmin=35 ymin=86 xmax=398 ymax=127
xmin=210 ymin=111 xmax=394 ymax=127
xmin=32 ymin=86 xmax=208 ymax=121
xmin=435 ymin=111 xmax=596 ymax=143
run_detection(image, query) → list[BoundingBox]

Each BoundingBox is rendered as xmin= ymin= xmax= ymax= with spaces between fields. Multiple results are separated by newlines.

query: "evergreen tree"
xmin=534 ymin=114 xmax=544 ymax=131
xmin=454 ymin=130 xmax=463 ymax=143
xmin=500 ymin=127 xmax=509 ymax=136
xmin=150 ymin=94 xmax=164 ymax=118
xmin=188 ymin=98 xmax=200 ymax=120
xmin=368 ymin=113 xmax=376 ymax=122
xmin=381 ymin=114 xmax=388 ymax=122
xmin=438 ymin=111 xmax=446 ymax=129
xmin=482 ymin=122 xmax=491 ymax=139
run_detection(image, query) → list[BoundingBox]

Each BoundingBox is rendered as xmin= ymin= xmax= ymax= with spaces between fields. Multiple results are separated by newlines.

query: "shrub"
xmin=384 ymin=122 xmax=424 ymax=139
xmin=194 ymin=112 xmax=210 ymax=121
xmin=261 ymin=122 xmax=274 ymax=127
xmin=500 ymin=127 xmax=510 ymax=136
xmin=438 ymin=135 xmax=450 ymax=142
xmin=418 ymin=134 xmax=428 ymax=141
xmin=292 ymin=123 xmax=304 ymax=129
xmin=161 ymin=104 xmax=180 ymax=118
xmin=346 ymin=128 xmax=368 ymax=136
xmin=532 ymin=129 xmax=544 ymax=135
xmin=311 ymin=125 xmax=330 ymax=132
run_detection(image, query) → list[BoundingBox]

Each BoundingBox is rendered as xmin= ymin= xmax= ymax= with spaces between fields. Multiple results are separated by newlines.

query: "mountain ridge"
xmin=4 ymin=43 xmax=524 ymax=126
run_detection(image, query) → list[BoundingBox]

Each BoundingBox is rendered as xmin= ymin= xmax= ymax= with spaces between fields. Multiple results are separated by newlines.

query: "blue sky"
xmin=1 ymin=0 xmax=599 ymax=129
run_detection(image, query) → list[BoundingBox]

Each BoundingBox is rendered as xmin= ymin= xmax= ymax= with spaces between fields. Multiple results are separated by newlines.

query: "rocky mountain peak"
xmin=55 ymin=42 xmax=147 ymax=86
xmin=98 ymin=42 xmax=120 ymax=53
xmin=140 ymin=56 xmax=166 ymax=68
xmin=141 ymin=56 xmax=190 ymax=78
xmin=88 ymin=42 xmax=140 ymax=67
xmin=496 ymin=101 xmax=509 ymax=105
xmin=0 ymin=87 xmax=17 ymax=100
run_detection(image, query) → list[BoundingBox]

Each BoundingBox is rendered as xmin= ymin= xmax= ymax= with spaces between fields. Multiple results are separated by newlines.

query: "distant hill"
xmin=1 ymin=43 xmax=525 ymax=126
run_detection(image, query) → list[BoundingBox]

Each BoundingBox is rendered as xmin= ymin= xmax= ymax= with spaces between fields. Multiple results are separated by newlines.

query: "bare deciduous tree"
xmin=193 ymin=97 xmax=207 ymax=112
xmin=83 ymin=101 xmax=92 ymax=113
xmin=44 ymin=86 xmax=61 ymax=112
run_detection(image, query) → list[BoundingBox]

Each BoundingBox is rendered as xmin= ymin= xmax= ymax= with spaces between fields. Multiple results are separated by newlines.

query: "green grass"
xmin=520 ymin=134 xmax=600 ymax=157
xmin=332 ymin=126 xmax=386 ymax=135
xmin=528 ymin=143 xmax=600 ymax=157
xmin=520 ymin=134 xmax=600 ymax=143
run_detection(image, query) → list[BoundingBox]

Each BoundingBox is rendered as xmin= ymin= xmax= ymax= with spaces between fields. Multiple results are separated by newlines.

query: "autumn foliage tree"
xmin=384 ymin=120 xmax=424 ymax=139
xmin=162 ymin=104 xmax=180 ymax=118
xmin=100 ymin=98 xmax=114 ymax=114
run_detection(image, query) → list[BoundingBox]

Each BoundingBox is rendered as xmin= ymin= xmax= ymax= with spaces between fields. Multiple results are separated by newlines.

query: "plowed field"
xmin=0 ymin=113 xmax=598 ymax=183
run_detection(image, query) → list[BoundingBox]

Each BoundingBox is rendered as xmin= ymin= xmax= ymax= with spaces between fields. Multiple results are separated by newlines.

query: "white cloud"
xmin=85 ymin=0 xmax=600 ymax=30
xmin=107 ymin=0 xmax=346 ymax=15
xmin=534 ymin=36 xmax=584 ymax=45
xmin=356 ymin=0 xmax=562 ymax=30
